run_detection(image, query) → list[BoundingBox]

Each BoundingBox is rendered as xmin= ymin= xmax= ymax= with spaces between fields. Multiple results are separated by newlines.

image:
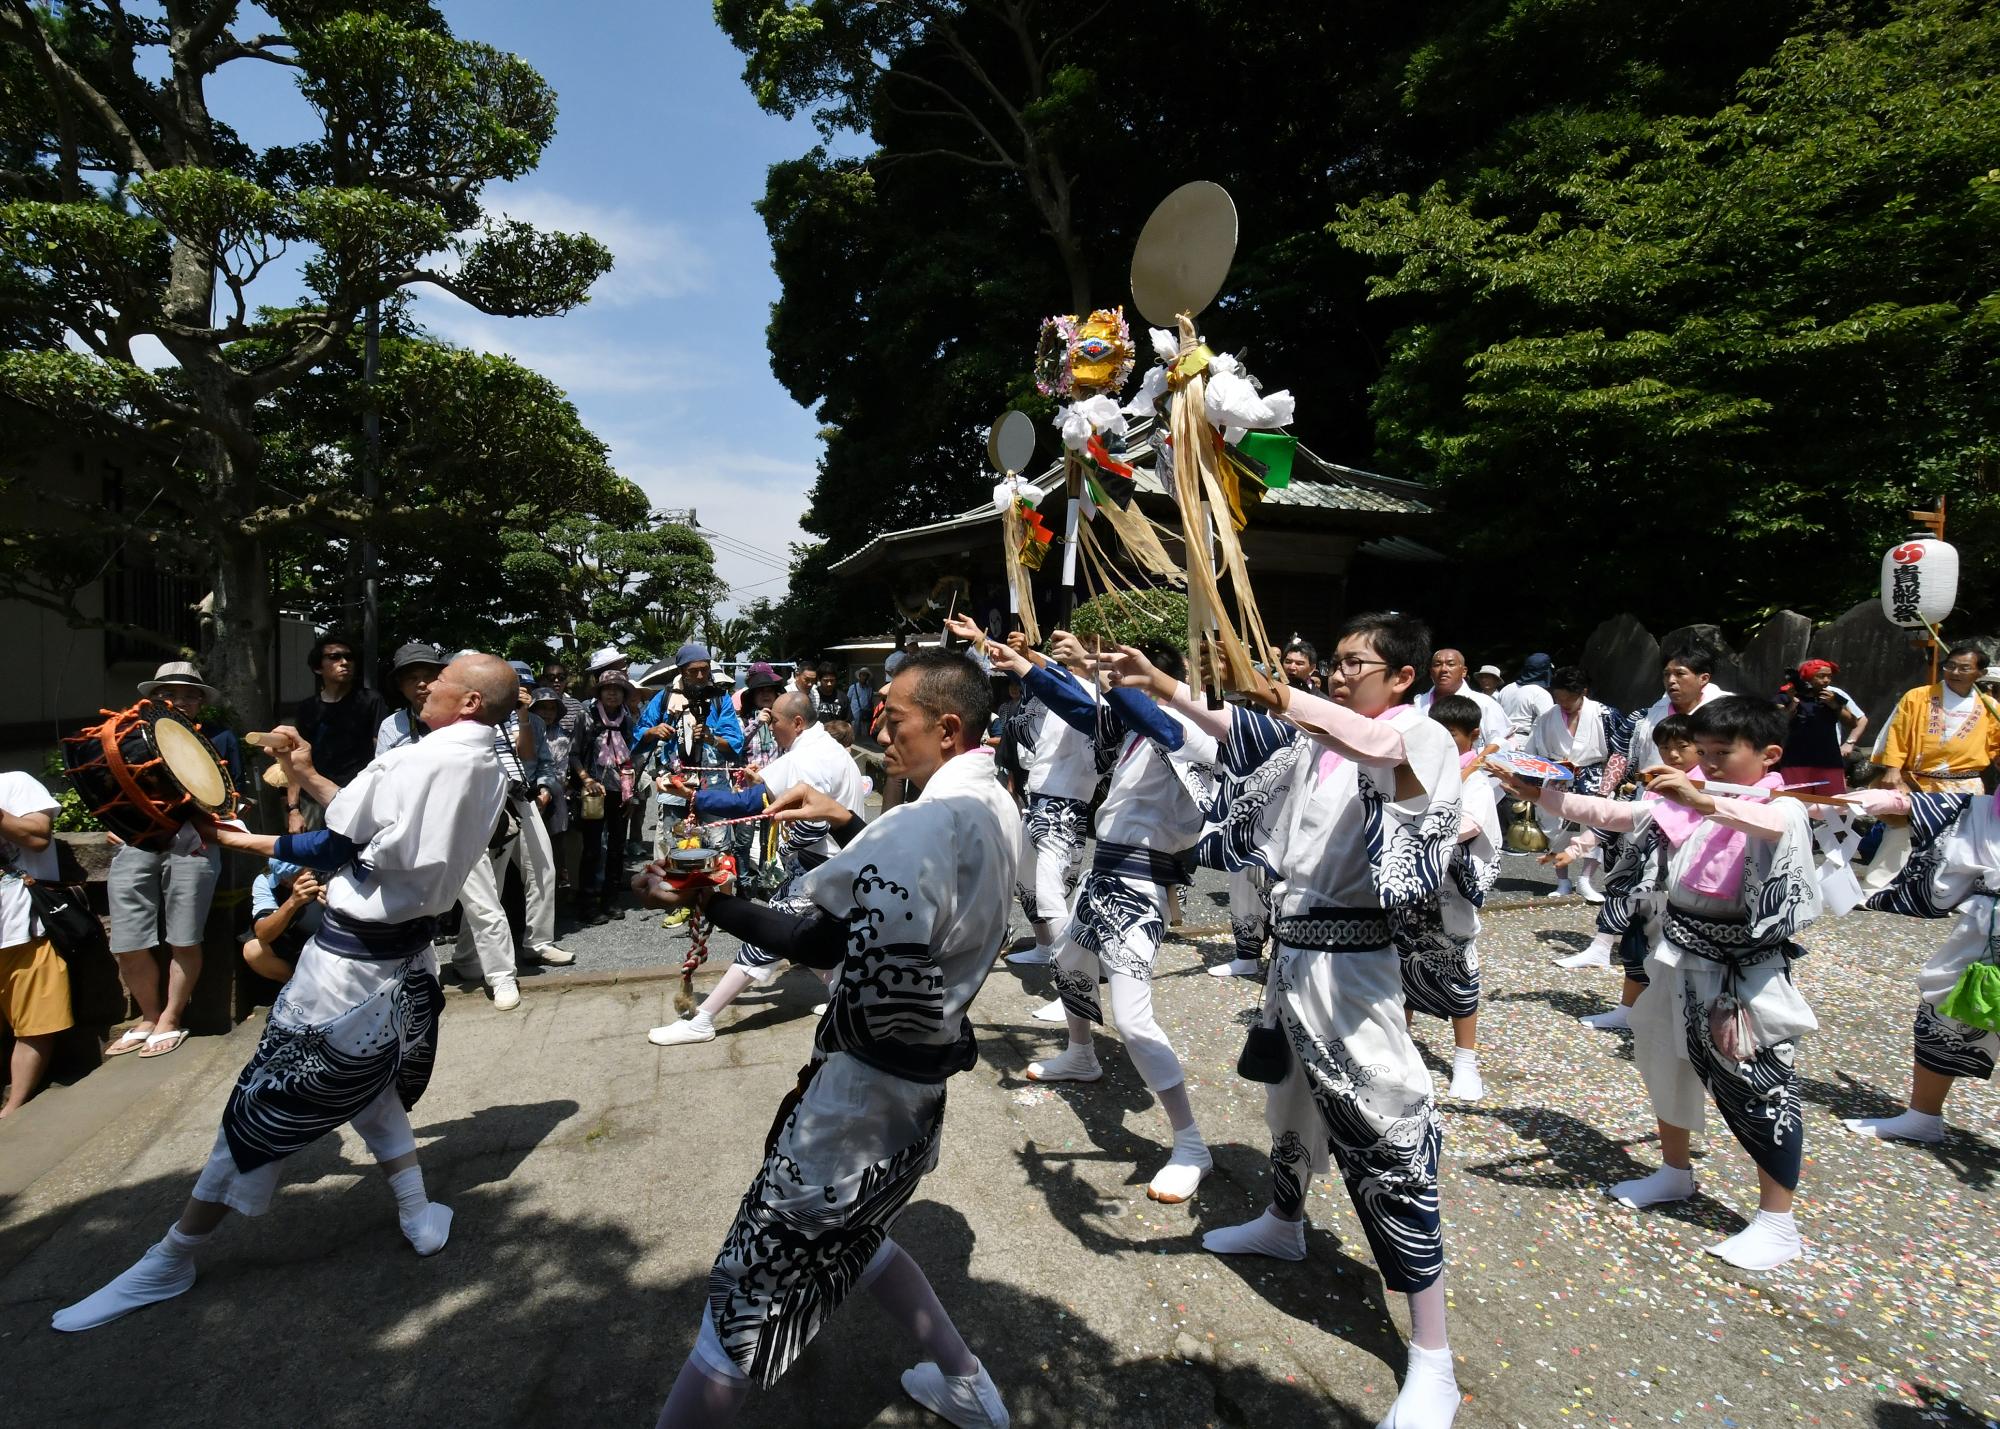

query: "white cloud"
xmin=489 ymin=189 xmax=714 ymax=306
xmin=616 ymin=449 xmax=817 ymax=611
xmin=416 ymin=293 xmax=712 ymax=399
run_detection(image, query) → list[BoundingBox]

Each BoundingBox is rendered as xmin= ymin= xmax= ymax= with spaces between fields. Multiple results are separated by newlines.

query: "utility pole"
xmin=361 ymin=298 xmax=382 ymax=684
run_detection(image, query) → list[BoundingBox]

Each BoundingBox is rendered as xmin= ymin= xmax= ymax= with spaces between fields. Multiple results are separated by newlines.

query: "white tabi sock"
xmin=1843 ymin=1108 xmax=1944 ymax=1145
xmin=51 ymin=1223 xmax=208 ymax=1332
xmin=1579 ymin=1004 xmax=1631 ymax=1031
xmin=1447 ymin=1048 xmax=1483 ymax=1102
xmin=900 ymin=1357 xmax=1010 ymax=1428
xmin=1705 ymin=1209 xmax=1803 ymax=1271
xmin=1201 ymin=1209 xmax=1307 ymax=1261
xmin=1607 ymin=1163 xmax=1696 ymax=1209
xmin=1555 ymin=937 xmax=1613 ymax=970
xmin=1147 ymin=1124 xmax=1212 ymax=1203
xmin=1376 ymin=1343 xmax=1461 ymax=1429
xmin=1026 ymin=1044 xmax=1101 ymax=1082
xmin=388 ymin=1166 xmax=453 ymax=1256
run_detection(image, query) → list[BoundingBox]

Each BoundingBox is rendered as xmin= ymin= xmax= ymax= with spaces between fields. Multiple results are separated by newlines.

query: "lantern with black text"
xmin=1879 ymin=538 xmax=1959 ymax=629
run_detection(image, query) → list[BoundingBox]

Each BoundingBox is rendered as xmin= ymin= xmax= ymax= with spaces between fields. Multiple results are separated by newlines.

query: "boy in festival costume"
xmin=1569 ymin=713 xmax=1700 ymax=1030
xmin=1104 ymin=611 xmax=1465 ymax=1429
xmin=946 ymin=618 xmax=1097 ymax=969
xmin=52 ymin=655 xmax=517 ymax=1331
xmin=1407 ymin=695 xmax=1503 ymax=1102
xmin=1499 ymin=696 xmax=1823 ymax=1271
xmin=1840 ymin=770 xmax=2000 ymax=1145
xmin=987 ymin=630 xmax=1215 ymax=1205
xmin=634 ymin=651 xmax=1016 ymax=1428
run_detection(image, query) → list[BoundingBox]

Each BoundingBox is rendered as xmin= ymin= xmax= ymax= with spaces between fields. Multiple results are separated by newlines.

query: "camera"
xmin=682 ymin=683 xmax=719 ymax=723
xmin=1780 ymin=669 xmax=1816 ymax=706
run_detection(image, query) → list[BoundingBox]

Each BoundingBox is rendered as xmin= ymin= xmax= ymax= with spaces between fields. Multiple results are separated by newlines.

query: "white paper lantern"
xmin=1879 ymin=537 xmax=1958 ymax=629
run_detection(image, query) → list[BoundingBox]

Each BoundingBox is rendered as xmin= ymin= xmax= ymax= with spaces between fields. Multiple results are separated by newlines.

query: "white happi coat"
xmin=754 ymin=722 xmax=870 ymax=861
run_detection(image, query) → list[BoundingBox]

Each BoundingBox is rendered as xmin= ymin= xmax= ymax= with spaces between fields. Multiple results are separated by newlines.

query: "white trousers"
xmin=192 ymin=1081 xmax=416 ymax=1217
xmin=455 ymin=799 xmax=557 ymax=987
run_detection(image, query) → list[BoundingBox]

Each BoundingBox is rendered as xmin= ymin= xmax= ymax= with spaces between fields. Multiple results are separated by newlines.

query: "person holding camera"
xmin=636 ymin=642 xmax=746 ymax=769
xmin=1777 ymin=658 xmax=1867 ymax=794
xmin=241 ymin=859 xmax=325 ymax=983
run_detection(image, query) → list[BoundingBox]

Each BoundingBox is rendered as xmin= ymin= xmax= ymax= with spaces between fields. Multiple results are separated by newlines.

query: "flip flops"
xmin=105 ymin=1026 xmax=153 ymax=1057
xmin=137 ymin=1028 xmax=189 ymax=1059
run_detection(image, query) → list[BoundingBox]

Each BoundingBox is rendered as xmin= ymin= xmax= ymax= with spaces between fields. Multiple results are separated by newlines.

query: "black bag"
xmin=1236 ymin=1020 xmax=1290 ymax=1084
xmin=25 ymin=878 xmax=108 ymax=962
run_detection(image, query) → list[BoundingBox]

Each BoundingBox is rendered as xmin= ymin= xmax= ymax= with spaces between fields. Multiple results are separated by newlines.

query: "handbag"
xmin=24 ymin=877 xmax=108 ymax=963
xmin=1235 ymin=960 xmax=1290 ymax=1084
xmin=580 ymin=788 xmax=606 ymax=822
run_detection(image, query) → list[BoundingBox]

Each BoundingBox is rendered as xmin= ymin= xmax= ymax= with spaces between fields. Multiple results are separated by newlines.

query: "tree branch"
xmin=1 ymin=3 xmax=158 ymax=176
xmin=880 ymin=65 xmax=1022 ymax=168
xmin=0 ymin=582 xmax=193 ymax=656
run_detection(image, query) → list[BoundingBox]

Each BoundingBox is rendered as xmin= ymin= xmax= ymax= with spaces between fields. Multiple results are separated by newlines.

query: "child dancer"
xmin=990 ymin=633 xmax=1213 ymax=1205
xmin=1572 ymin=713 xmax=1698 ymax=1028
xmin=1107 ymin=612 xmax=1465 ymax=1429
xmin=1500 ymin=697 xmax=1823 ymax=1270
xmin=1403 ymin=695 xmax=1502 ymax=1101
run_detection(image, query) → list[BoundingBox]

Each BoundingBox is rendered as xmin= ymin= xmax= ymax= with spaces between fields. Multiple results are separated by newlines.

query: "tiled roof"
xmin=830 ymin=417 xmax=1432 ymax=576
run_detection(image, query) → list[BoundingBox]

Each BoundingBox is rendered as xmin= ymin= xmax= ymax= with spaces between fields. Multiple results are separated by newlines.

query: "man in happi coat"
xmin=636 ymin=650 xmax=1017 ymax=1428
xmin=54 ymin=654 xmax=518 ymax=1332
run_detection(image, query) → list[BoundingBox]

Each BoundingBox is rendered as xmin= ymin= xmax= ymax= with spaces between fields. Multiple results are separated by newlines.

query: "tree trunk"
xmin=209 ymin=523 xmax=277 ymax=726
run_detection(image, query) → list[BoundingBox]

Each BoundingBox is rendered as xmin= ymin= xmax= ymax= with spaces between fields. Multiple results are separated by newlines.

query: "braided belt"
xmin=1273 ymin=908 xmax=1391 ymax=953
xmin=1664 ymin=907 xmax=1788 ymax=968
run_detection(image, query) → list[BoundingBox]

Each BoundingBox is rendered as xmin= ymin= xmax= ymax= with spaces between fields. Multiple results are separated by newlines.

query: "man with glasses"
xmin=287 ymin=632 xmax=387 ymax=832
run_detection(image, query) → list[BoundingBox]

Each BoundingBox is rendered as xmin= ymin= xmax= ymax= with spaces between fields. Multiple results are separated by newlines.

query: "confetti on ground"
xmin=982 ymin=860 xmax=2000 ymax=1425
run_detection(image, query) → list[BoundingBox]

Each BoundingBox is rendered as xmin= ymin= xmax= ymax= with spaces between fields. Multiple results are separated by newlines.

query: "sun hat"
xmin=137 ymin=660 xmax=218 ymax=703
xmin=587 ymin=645 xmax=628 ymax=674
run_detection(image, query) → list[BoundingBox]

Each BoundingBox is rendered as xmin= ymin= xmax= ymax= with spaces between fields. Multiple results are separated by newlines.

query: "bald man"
xmin=54 ymin=654 xmax=516 ymax=1333
xmin=1416 ymin=649 xmax=1511 ymax=750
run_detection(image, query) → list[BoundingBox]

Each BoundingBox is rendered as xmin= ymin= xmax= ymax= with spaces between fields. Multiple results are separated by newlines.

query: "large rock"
xmin=1580 ymin=614 xmax=1660 ymax=713
xmin=1736 ymin=612 xmax=1814 ymax=701
xmin=1808 ymin=600 xmax=1934 ymax=736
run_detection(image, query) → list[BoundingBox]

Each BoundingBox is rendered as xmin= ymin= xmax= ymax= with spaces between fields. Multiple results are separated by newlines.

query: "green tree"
xmin=1336 ymin=0 xmax=2000 ymax=635
xmin=500 ymin=514 xmax=724 ymax=666
xmin=719 ymin=1 xmax=1816 ymax=642
xmin=0 ymin=1 xmax=610 ymax=712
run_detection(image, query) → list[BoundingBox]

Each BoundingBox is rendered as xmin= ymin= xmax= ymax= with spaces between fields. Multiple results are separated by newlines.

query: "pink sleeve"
xmin=1844 ymin=788 xmax=1910 ymax=818
xmin=1704 ymin=796 xmax=1792 ymax=841
xmin=1540 ymin=788 xmax=1639 ymax=832
xmin=1281 ymin=687 xmax=1407 ymax=765
xmin=1163 ymin=682 xmax=1234 ymax=740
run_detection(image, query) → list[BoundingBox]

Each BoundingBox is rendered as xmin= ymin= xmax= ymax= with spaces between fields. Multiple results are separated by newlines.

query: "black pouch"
xmin=25 ymin=878 xmax=107 ymax=963
xmin=1236 ymin=1020 xmax=1289 ymax=1084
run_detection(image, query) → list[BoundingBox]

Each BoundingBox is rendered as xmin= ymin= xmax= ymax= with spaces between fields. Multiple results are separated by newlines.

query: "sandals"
xmin=105 ymin=1026 xmax=154 ymax=1057
xmin=137 ymin=1028 xmax=189 ymax=1059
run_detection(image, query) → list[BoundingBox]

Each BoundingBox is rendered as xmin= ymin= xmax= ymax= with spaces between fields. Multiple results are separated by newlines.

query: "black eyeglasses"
xmin=321 ymin=651 xmax=355 ymax=664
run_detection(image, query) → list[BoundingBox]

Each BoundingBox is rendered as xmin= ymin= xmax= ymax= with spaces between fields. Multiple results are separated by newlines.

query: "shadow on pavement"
xmin=1452 ymin=1104 xmax=1745 ymax=1235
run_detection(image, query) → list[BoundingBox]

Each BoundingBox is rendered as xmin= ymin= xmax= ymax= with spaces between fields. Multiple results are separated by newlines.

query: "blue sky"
xmin=197 ymin=2 xmax=829 ymax=611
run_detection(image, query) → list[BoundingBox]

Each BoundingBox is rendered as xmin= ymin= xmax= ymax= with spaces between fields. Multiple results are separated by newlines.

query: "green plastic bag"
xmin=1938 ymin=960 xmax=2000 ymax=1034
xmin=1236 ymin=431 xmax=1296 ymax=489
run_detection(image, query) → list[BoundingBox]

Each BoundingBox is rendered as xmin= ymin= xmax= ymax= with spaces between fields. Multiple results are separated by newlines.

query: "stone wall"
xmin=1580 ymin=602 xmax=1964 ymax=738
